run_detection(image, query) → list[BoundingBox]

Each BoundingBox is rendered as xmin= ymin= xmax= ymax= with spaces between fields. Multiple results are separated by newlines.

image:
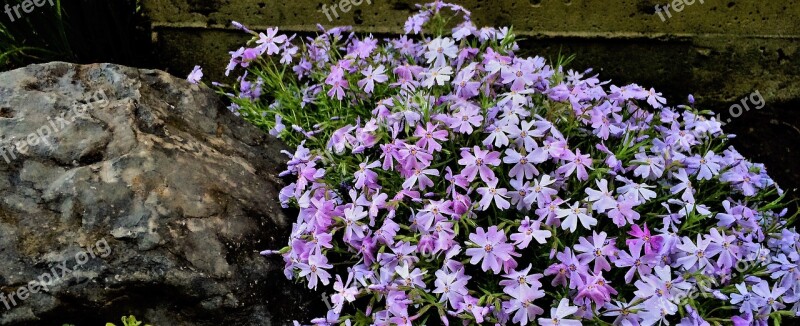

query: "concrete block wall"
xmin=141 ymin=0 xmax=800 ymax=192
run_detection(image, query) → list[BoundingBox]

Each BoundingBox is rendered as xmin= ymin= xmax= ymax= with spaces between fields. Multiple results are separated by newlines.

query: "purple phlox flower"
xmin=715 ymin=200 xmax=758 ymax=229
xmin=269 ymin=114 xmax=286 ymax=137
xmin=187 ymin=65 xmax=203 ymax=84
xmin=395 ymin=262 xmax=427 ymax=289
xmin=686 ymin=151 xmax=721 ymax=180
xmin=510 ymin=216 xmax=552 ymax=249
xmin=646 ymin=87 xmax=667 ymax=108
xmin=542 ymin=137 xmax=569 ymax=159
xmin=504 ymin=148 xmax=542 ymax=180
xmin=506 ymin=120 xmax=546 ymax=151
xmin=504 ymin=284 xmax=546 ymax=326
xmin=751 ymin=281 xmax=787 ymax=313
xmin=342 ymin=204 xmax=368 ymax=244
xmin=455 ymin=46 xmax=479 ymax=71
xmin=476 ymin=177 xmax=511 ymax=211
xmin=256 ymin=27 xmax=287 ymax=55
xmin=633 ymin=266 xmax=689 ymax=314
xmin=348 ymin=35 xmax=378 ymax=59
xmin=354 ymin=160 xmax=380 ymax=190
xmin=557 ymin=201 xmax=597 ymax=233
xmin=670 ymin=168 xmax=696 ymax=202
xmin=585 ymin=179 xmax=617 ymax=213
xmin=325 ymin=65 xmax=350 ymax=100
xmin=433 ymin=267 xmax=471 ymax=309
xmin=537 ymin=298 xmax=581 ymax=326
xmin=398 ymin=144 xmax=433 ymax=171
xmin=501 ymin=59 xmax=537 ymax=91
xmin=280 ymin=43 xmax=298 ymax=65
xmin=663 ymin=122 xmax=697 ymax=152
xmin=374 ymin=217 xmax=399 ymax=246
xmin=548 ymin=248 xmax=589 ymax=289
xmin=420 ymin=199 xmax=455 ymax=222
xmin=679 ymin=305 xmax=710 ymax=326
xmin=524 ymin=174 xmax=558 ymax=206
xmin=500 ymin=264 xmax=544 ymax=294
xmin=379 ymin=138 xmax=404 ymax=171
xmin=605 ymin=192 xmax=639 ymax=224
xmin=404 ymin=11 xmax=430 ymax=34
xmin=614 ymin=242 xmax=657 ymax=283
xmin=498 ymin=88 xmax=535 ymax=110
xmin=391 ymin=35 xmax=421 ymax=56
xmin=616 ymin=176 xmax=657 ymax=204
xmin=575 ymin=272 xmax=618 ymax=307
xmin=706 ymin=227 xmax=740 ymax=270
xmin=574 ymin=231 xmax=614 ymax=274
xmin=332 ymin=274 xmax=359 ymax=313
xmin=588 ymin=101 xmax=622 ymax=140
xmin=536 ymin=197 xmax=565 ymax=228
xmin=631 ymin=151 xmax=665 ymax=180
xmin=458 ymin=146 xmax=501 ymax=182
xmin=452 ymin=21 xmax=477 ymax=40
xmin=731 ymin=282 xmax=767 ymax=313
xmin=377 ymin=241 xmax=419 ymax=271
xmin=466 ymin=226 xmax=517 ymax=274
xmin=408 ymin=210 xmax=434 ymax=234
xmin=721 ymin=162 xmax=763 ymax=196
xmin=309 ymin=309 xmax=341 ymax=326
xmin=401 ymin=167 xmax=438 ymax=191
xmin=386 ymin=290 xmax=413 ymax=320
xmin=601 ymin=300 xmax=643 ymax=326
xmin=666 ymin=197 xmax=712 ymax=220
xmin=355 ymin=191 xmax=387 ymax=226
xmin=309 ymin=229 xmax=334 ymax=252
xmin=358 ymin=65 xmax=389 ymax=94
xmin=425 ymin=37 xmax=458 ymax=67
xmin=421 ymin=65 xmax=453 ymax=88
xmin=449 ymin=102 xmax=483 ymax=134
xmin=484 ymin=122 xmax=511 ymax=148
xmin=675 ymin=234 xmax=716 ymax=271
xmin=414 ymin=122 xmax=449 ymax=153
xmin=453 ymin=63 xmax=481 ymax=98
xmin=626 ymin=223 xmax=664 ymax=255
xmin=298 ymin=252 xmax=333 ymax=290
xmin=557 ymin=148 xmax=593 ymax=181
xmin=457 ymin=295 xmax=490 ymax=324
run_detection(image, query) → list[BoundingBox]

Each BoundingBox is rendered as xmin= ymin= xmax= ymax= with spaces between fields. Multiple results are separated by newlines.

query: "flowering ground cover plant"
xmin=193 ymin=2 xmax=800 ymax=325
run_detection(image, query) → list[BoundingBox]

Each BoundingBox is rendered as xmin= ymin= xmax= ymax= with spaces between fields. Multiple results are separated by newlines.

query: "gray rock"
xmin=0 ymin=63 xmax=320 ymax=325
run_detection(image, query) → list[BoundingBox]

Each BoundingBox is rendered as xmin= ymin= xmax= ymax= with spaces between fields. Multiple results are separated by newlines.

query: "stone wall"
xmin=140 ymin=0 xmax=800 ymax=194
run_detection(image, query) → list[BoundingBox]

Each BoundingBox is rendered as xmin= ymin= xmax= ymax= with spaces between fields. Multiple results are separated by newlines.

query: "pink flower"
xmin=476 ymin=178 xmax=510 ymax=211
xmin=297 ymin=252 xmax=333 ymax=290
xmin=425 ymin=37 xmax=458 ymax=67
xmin=414 ymin=122 xmax=449 ymax=153
xmin=510 ymin=216 xmax=552 ymax=249
xmin=358 ymin=65 xmax=389 ymax=94
xmin=256 ymin=27 xmax=287 ymax=55
xmin=466 ymin=226 xmax=516 ymax=274
xmin=458 ymin=146 xmax=501 ymax=182
xmin=354 ymin=161 xmax=380 ymax=189
xmin=557 ymin=148 xmax=593 ymax=181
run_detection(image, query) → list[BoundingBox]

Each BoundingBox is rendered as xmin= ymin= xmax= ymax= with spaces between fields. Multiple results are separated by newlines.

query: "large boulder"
xmin=0 ymin=63 xmax=320 ymax=325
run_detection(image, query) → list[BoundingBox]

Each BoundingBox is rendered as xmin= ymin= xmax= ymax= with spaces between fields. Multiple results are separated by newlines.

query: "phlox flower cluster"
xmin=196 ymin=2 xmax=800 ymax=325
